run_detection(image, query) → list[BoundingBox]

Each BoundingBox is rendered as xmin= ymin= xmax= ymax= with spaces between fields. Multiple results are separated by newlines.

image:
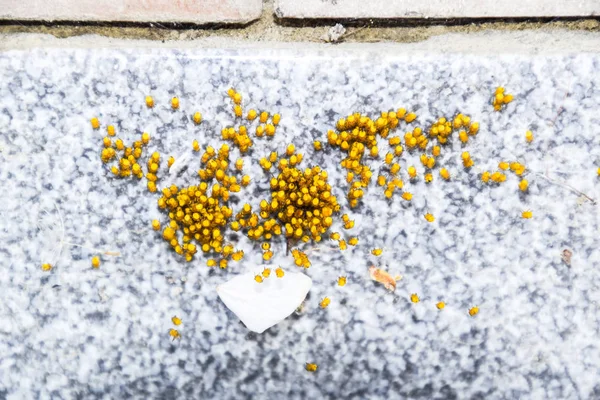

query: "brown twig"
xmin=340 ymin=26 xmax=367 ymax=41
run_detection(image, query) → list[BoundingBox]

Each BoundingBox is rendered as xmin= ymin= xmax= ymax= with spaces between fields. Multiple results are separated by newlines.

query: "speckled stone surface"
xmin=1 ymin=44 xmax=600 ymax=399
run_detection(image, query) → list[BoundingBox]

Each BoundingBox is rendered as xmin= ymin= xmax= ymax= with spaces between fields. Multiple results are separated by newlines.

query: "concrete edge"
xmin=273 ymin=1 xmax=600 ymax=20
xmin=0 ymin=16 xmax=263 ymax=26
xmin=0 ymin=0 xmax=263 ymax=26
xmin=0 ymin=31 xmax=599 ymax=55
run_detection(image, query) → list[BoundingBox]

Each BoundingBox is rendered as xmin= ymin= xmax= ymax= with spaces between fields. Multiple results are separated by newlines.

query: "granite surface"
xmin=1 ymin=44 xmax=600 ymax=399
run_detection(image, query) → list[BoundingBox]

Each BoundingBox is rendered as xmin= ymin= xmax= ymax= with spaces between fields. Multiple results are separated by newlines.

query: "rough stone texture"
xmin=1 ymin=34 xmax=600 ymax=399
xmin=0 ymin=0 xmax=262 ymax=24
xmin=276 ymin=0 xmax=600 ymax=19
xmin=1 ymin=0 xmax=600 ymax=44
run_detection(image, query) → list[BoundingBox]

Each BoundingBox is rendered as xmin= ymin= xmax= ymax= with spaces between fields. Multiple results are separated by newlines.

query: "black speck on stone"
xmin=85 ymin=311 xmax=109 ymax=321
xmin=439 ymin=384 xmax=458 ymax=400
xmin=268 ymin=355 xmax=279 ymax=369
xmin=409 ymin=383 xmax=433 ymax=398
xmin=243 ymin=370 xmax=261 ymax=384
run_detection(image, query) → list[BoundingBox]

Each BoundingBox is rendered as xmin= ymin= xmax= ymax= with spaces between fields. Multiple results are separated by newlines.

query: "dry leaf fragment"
xmin=369 ymin=266 xmax=402 ymax=291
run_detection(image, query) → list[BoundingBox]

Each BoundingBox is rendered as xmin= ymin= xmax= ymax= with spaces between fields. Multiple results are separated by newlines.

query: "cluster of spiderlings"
xmin=261 ymin=242 xmax=273 ymax=261
xmin=292 ymin=249 xmax=311 ymax=268
xmin=196 ymin=144 xmax=244 ymax=196
xmin=168 ymin=316 xmax=182 ymax=341
xmin=379 ymin=173 xmax=405 ymax=199
xmin=408 ymin=295 xmax=479 ymax=316
xmin=456 ymin=115 xmax=479 ymax=143
xmin=379 ymin=140 xmax=406 ymax=197
xmin=115 ymin=135 xmax=150 ymax=179
xmin=340 ymin=214 xmax=355 ymax=230
xmin=251 ymin=157 xmax=340 ymax=243
xmin=510 ymin=162 xmax=526 ymax=176
xmin=510 ymin=161 xmax=528 ymax=192
xmin=259 ymin=145 xmax=304 ymax=173
xmin=255 ymin=110 xmax=280 ymax=137
xmin=207 ymin=248 xmax=244 ymax=268
xmin=325 ymin=108 xmax=483 ymax=204
xmin=481 ymin=161 xmax=527 ymax=191
xmin=429 ymin=114 xmax=479 ymax=146
xmin=93 ymin=119 xmax=151 ymax=181
xmin=146 ymin=151 xmax=161 ymax=192
xmin=418 ymin=153 xmax=436 ymax=184
xmin=221 ymin=125 xmax=253 ymax=153
xmin=222 ymin=88 xmax=281 ymax=152
xmin=402 ymin=125 xmax=426 ymax=151
xmin=329 ymin=231 xmax=346 ymax=251
xmin=99 ymin=123 xmax=117 ymax=163
xmin=461 ymin=151 xmax=474 ymax=168
xmin=332 ymin=232 xmax=358 ymax=250
xmin=428 ymin=117 xmax=453 ymax=145
xmin=492 ymin=87 xmax=514 ymax=111
xmin=481 ymin=170 xmax=506 ymax=184
xmin=254 ymin=266 xmax=285 ymax=283
xmin=482 ymin=161 xmax=507 ymax=184
xmin=380 ymin=113 xmax=480 ymax=196
xmin=158 ymin=182 xmax=232 ymax=263
xmin=156 ymin=144 xmax=248 ymax=264
xmin=230 ymin=202 xmax=281 ymax=242
xmin=325 ymin=109 xmax=416 ymax=208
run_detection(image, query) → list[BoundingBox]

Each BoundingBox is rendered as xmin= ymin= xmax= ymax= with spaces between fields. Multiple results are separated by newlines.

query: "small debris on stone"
xmin=323 ymin=23 xmax=346 ymax=43
xmin=561 ymin=249 xmax=573 ymax=267
xmin=98 ymin=288 xmax=108 ymax=302
xmin=369 ymin=266 xmax=402 ymax=292
xmin=295 ymin=301 xmax=306 ymax=315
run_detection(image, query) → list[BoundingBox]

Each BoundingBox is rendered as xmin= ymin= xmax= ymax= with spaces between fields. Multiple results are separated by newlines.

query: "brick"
xmin=275 ymin=0 xmax=600 ymax=19
xmin=0 ymin=0 xmax=262 ymax=24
